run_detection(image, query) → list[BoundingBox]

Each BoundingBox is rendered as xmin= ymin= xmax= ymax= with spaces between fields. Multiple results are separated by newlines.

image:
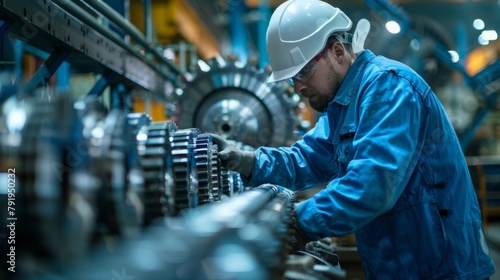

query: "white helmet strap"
xmin=352 ymin=19 xmax=371 ymax=54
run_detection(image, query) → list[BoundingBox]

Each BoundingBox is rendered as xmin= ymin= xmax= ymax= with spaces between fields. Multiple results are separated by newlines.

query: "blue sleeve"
xmin=243 ymin=115 xmax=338 ymax=191
xmin=296 ymin=71 xmax=425 ymax=239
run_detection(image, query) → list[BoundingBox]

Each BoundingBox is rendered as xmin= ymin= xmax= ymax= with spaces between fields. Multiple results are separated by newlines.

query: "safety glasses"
xmin=286 ymin=43 xmax=332 ymax=86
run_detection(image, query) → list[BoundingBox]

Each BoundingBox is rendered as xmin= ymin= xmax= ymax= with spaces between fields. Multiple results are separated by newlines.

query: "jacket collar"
xmin=331 ymin=50 xmax=375 ymax=106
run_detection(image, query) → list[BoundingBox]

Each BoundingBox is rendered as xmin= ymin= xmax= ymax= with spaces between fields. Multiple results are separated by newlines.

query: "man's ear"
xmin=332 ymin=42 xmax=345 ymax=63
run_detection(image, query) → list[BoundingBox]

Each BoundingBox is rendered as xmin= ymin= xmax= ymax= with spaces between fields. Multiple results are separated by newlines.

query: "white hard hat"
xmin=266 ymin=0 xmax=353 ymax=83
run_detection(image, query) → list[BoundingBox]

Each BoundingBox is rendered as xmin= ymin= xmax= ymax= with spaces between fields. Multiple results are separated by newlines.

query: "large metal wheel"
xmin=170 ymin=57 xmax=301 ymax=147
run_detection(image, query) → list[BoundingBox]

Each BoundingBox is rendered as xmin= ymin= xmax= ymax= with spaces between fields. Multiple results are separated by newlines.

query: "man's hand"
xmin=211 ymin=134 xmax=255 ymax=177
xmin=287 ymin=210 xmax=310 ymax=253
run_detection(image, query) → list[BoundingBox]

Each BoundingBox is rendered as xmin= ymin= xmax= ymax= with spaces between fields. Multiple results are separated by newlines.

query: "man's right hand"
xmin=211 ymin=134 xmax=255 ymax=177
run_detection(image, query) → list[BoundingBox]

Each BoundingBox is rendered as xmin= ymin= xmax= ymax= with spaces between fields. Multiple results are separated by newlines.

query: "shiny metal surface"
xmin=170 ymin=57 xmax=301 ymax=147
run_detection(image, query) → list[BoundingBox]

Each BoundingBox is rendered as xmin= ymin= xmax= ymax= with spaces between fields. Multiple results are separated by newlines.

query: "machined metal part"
xmin=127 ymin=112 xmax=152 ymax=168
xmin=170 ymin=128 xmax=200 ymax=214
xmin=76 ymin=98 xmax=145 ymax=238
xmin=54 ymin=184 xmax=292 ymax=280
xmin=170 ymin=56 xmax=301 ymax=147
xmin=193 ymin=133 xmax=221 ymax=204
xmin=219 ymin=167 xmax=230 ymax=199
xmin=136 ymin=120 xmax=178 ymax=223
xmin=12 ymin=95 xmax=96 ymax=263
xmin=127 ymin=112 xmax=153 ymax=135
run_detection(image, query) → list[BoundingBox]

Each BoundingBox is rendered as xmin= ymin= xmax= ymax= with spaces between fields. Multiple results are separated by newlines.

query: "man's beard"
xmin=306 ymin=71 xmax=342 ymax=112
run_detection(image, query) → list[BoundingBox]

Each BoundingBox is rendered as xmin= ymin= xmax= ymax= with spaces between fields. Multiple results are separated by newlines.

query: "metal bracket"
xmin=24 ymin=49 xmax=70 ymax=94
xmin=87 ymin=72 xmax=117 ymax=98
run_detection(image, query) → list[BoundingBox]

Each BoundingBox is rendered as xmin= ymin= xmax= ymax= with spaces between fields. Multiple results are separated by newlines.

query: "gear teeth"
xmin=127 ymin=113 xmax=152 ymax=169
xmin=194 ymin=134 xmax=221 ymax=204
xmin=170 ymin=128 xmax=200 ymax=214
xmin=219 ymin=167 xmax=230 ymax=199
xmin=228 ymin=171 xmax=244 ymax=196
xmin=137 ymin=120 xmax=178 ymax=223
xmin=209 ymin=145 xmax=221 ymax=201
xmin=193 ymin=134 xmax=211 ymax=204
xmin=127 ymin=113 xmax=152 ymax=137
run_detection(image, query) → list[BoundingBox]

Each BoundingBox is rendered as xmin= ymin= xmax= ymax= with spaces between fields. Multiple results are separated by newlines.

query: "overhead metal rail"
xmin=0 ymin=0 xmax=185 ymax=98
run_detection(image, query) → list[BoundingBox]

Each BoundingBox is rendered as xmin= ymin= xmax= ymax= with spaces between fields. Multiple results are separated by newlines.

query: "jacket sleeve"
xmin=296 ymin=70 xmax=426 ymax=239
xmin=243 ymin=115 xmax=338 ymax=191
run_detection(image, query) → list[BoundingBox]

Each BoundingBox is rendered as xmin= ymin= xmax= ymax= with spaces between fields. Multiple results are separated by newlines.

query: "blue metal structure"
xmin=0 ymin=0 xmax=184 ymax=101
xmin=365 ymin=0 xmax=500 ymax=151
xmin=257 ymin=0 xmax=270 ymax=68
xmin=229 ymin=0 xmax=249 ymax=63
xmin=23 ymin=49 xmax=71 ymax=94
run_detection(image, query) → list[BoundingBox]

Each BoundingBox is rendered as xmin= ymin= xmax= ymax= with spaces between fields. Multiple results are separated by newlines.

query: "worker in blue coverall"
xmin=212 ymin=0 xmax=495 ymax=278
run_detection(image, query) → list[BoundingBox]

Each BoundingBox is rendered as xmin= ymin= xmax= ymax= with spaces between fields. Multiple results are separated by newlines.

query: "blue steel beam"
xmin=257 ymin=0 xmax=270 ymax=68
xmin=24 ymin=49 xmax=71 ymax=94
xmin=56 ymin=62 xmax=71 ymax=93
xmin=143 ymin=0 xmax=153 ymax=43
xmin=87 ymin=72 xmax=117 ymax=97
xmin=110 ymin=83 xmax=129 ymax=111
xmin=229 ymin=0 xmax=248 ymax=63
xmin=13 ymin=39 xmax=23 ymax=86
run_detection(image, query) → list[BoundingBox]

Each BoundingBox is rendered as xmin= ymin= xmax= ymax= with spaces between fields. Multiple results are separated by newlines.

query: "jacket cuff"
xmin=295 ymin=198 xmax=329 ymax=241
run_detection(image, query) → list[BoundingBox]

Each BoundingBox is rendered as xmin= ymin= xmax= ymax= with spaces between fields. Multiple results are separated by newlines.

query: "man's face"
xmin=291 ymin=43 xmax=348 ymax=112
xmin=298 ymin=65 xmax=344 ymax=112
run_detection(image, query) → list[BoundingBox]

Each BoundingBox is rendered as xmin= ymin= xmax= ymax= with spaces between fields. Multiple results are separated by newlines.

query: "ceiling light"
xmin=163 ymin=48 xmax=176 ymax=60
xmin=473 ymin=19 xmax=485 ymax=30
xmin=448 ymin=50 xmax=459 ymax=63
xmin=478 ymin=34 xmax=489 ymax=45
xmin=481 ymin=30 xmax=498 ymax=41
xmin=385 ymin=21 xmax=401 ymax=34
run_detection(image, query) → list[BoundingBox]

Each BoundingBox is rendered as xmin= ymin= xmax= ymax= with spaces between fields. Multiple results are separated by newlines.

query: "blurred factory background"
xmin=0 ymin=0 xmax=499 ymax=279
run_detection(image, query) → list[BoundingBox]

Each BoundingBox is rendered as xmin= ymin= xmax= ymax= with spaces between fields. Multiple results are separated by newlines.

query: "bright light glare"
xmin=385 ymin=21 xmax=401 ymax=34
xmin=410 ymin=39 xmax=420 ymax=51
xmin=163 ymin=48 xmax=175 ymax=60
xmin=175 ymin=88 xmax=184 ymax=96
xmin=481 ymin=30 xmax=498 ymax=41
xmin=478 ymin=34 xmax=489 ymax=45
xmin=448 ymin=50 xmax=459 ymax=63
xmin=473 ymin=19 xmax=485 ymax=30
xmin=197 ymin=60 xmax=211 ymax=72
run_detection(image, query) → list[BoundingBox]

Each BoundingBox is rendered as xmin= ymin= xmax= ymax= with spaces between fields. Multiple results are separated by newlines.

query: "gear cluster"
xmin=0 ymin=95 xmax=248 ymax=267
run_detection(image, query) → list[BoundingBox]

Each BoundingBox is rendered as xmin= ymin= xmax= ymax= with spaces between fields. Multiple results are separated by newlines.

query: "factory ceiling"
xmin=185 ymin=0 xmax=500 ymax=69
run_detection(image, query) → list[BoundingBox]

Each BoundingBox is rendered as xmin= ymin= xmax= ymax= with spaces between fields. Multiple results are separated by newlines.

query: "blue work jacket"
xmin=244 ymin=50 xmax=495 ymax=279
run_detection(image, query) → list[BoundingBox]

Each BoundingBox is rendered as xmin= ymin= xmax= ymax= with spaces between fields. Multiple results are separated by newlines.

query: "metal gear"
xmin=169 ymin=56 xmax=302 ymax=147
xmin=12 ymin=95 xmax=95 ymax=260
xmin=76 ymin=99 xmax=145 ymax=238
xmin=194 ymin=133 xmax=221 ymax=204
xmin=136 ymin=120 xmax=178 ymax=223
xmin=170 ymin=128 xmax=200 ymax=214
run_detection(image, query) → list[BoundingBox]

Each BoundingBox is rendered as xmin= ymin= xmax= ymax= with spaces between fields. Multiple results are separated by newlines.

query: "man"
xmin=212 ymin=0 xmax=495 ymax=278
